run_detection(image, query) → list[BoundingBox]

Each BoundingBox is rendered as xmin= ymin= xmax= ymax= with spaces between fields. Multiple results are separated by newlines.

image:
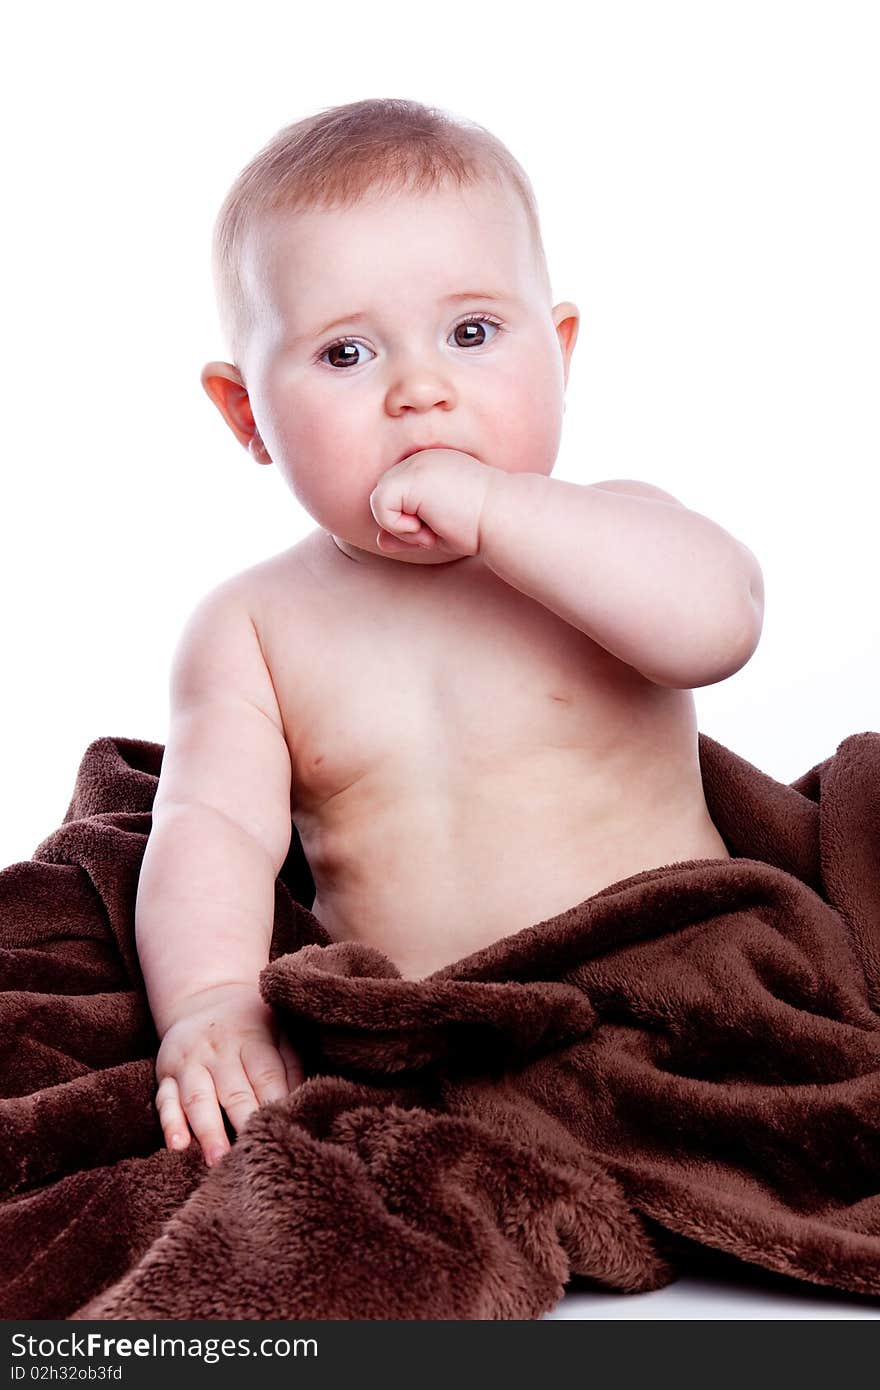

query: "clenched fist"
xmin=370 ymin=447 xmax=501 ymax=558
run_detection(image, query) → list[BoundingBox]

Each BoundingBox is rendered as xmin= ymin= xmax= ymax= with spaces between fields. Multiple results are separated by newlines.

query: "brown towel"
xmin=1 ymin=729 xmax=879 ymax=1318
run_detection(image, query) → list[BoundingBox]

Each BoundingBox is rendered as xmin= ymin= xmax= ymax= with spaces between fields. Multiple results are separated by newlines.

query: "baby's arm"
xmin=135 ymin=580 xmax=300 ymax=1166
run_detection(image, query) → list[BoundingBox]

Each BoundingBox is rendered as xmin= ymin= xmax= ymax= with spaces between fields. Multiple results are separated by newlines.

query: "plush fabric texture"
xmin=1 ymin=730 xmax=880 ymax=1319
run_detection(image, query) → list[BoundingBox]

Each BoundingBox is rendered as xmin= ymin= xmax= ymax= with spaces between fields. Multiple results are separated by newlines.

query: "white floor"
xmin=545 ymin=1267 xmax=880 ymax=1320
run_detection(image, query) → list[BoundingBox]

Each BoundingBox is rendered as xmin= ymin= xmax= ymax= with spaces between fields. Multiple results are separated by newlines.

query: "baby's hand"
xmin=370 ymin=448 xmax=497 ymax=557
xmin=154 ymin=981 xmax=305 ymax=1166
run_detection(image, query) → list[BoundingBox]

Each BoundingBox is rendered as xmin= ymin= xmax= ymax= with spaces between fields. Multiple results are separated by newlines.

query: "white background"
xmin=2 ymin=0 xmax=878 ymax=1318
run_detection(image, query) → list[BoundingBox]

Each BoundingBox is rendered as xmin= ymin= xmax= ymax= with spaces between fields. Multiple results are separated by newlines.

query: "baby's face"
xmin=208 ymin=179 xmax=578 ymax=566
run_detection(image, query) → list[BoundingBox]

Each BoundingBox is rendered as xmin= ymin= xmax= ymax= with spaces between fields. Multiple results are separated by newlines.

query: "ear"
xmin=552 ymin=302 xmax=579 ymax=389
xmin=200 ymin=361 xmax=272 ymax=465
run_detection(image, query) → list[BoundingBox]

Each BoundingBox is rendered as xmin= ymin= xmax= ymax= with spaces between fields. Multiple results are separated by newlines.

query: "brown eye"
xmin=454 ymin=321 xmax=485 ymax=347
xmin=323 ymin=340 xmax=366 ymax=369
xmin=450 ymin=315 xmax=503 ymax=349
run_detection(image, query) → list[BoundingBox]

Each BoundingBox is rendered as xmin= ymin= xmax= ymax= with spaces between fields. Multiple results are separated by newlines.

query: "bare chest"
xmin=250 ymin=535 xmax=726 ymax=976
xmin=257 ymin=538 xmax=694 ymax=806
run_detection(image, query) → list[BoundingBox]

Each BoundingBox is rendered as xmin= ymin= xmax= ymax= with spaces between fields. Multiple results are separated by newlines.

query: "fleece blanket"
xmin=1 ymin=729 xmax=880 ymax=1320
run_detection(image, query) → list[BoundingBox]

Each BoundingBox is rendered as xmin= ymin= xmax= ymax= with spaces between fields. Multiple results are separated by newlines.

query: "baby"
xmin=136 ymin=98 xmax=764 ymax=1169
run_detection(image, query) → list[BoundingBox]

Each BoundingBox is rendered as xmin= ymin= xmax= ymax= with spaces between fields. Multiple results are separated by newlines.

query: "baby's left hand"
xmin=370 ymin=448 xmax=499 ymax=558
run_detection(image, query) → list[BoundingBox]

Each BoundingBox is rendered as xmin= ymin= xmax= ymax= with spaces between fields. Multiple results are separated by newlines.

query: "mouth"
xmin=397 ymin=444 xmax=463 ymax=465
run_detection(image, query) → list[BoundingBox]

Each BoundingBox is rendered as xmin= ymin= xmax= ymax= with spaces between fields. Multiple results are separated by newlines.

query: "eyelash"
xmin=314 ymin=312 xmax=506 ymax=367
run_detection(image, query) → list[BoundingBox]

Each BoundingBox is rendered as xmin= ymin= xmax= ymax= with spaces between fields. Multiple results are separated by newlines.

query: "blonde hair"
xmin=209 ymin=97 xmax=553 ymax=365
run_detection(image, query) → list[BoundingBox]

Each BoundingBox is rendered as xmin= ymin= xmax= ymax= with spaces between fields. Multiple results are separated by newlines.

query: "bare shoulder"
xmin=219 ymin=532 xmax=355 ymax=724
xmin=220 ymin=530 xmax=328 ymax=626
xmin=174 ymin=532 xmax=324 ymax=673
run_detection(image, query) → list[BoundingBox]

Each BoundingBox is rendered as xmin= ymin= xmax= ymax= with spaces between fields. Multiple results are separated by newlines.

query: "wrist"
xmin=477 ymin=468 xmax=552 ymax=567
xmin=154 ymin=978 xmax=266 ymax=1036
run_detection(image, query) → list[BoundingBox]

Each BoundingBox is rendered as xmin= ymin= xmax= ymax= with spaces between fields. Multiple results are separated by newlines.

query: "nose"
xmin=386 ymin=362 xmax=457 ymax=414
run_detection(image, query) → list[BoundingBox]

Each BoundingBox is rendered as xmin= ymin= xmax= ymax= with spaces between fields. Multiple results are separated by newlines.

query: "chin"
xmin=393 ymin=545 xmax=470 ymax=565
xmin=369 ymin=533 xmax=467 ymax=564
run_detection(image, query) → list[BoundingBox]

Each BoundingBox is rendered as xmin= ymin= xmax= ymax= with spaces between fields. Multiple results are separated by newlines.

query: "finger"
xmin=277 ymin=1036 xmax=307 ymax=1090
xmin=396 ymin=518 xmax=437 ymax=544
xmin=405 ymin=527 xmax=436 ymax=547
xmin=155 ymin=1075 xmax=191 ymax=1151
xmin=376 ymin=529 xmax=413 ymax=552
xmin=377 ymin=527 xmax=436 ymax=553
xmin=178 ymin=1064 xmax=234 ymax=1166
xmin=212 ymin=1058 xmax=262 ymax=1136
xmin=393 ymin=515 xmax=434 ymax=542
xmin=241 ymin=1038 xmax=296 ymax=1106
xmin=370 ymin=489 xmax=418 ymax=529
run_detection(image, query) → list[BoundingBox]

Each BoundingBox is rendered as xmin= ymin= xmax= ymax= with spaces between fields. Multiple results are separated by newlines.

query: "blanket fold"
xmin=2 ymin=729 xmax=880 ymax=1318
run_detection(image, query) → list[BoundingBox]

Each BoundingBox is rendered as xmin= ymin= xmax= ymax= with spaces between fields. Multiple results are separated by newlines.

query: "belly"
xmin=296 ymin=744 xmax=730 ymax=981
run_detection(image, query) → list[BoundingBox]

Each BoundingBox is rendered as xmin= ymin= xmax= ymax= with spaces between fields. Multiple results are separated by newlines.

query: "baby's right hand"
xmin=154 ymin=981 xmax=305 ymax=1166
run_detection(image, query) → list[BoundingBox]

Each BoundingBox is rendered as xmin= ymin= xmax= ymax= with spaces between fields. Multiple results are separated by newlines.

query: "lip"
xmin=396 ymin=444 xmax=460 ymax=465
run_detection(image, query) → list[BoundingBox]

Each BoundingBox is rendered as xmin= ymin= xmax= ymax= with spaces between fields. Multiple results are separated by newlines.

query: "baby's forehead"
xmin=254 ymin=178 xmax=526 ymax=255
xmin=245 ymin=183 xmax=535 ymax=301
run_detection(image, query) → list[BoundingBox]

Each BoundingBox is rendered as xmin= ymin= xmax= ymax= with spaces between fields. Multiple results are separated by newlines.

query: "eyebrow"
xmin=296 ymin=290 xmax=509 ymax=343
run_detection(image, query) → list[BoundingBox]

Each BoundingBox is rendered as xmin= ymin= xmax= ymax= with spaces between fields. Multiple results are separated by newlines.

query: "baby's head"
xmin=201 ymin=98 xmax=579 ymax=567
